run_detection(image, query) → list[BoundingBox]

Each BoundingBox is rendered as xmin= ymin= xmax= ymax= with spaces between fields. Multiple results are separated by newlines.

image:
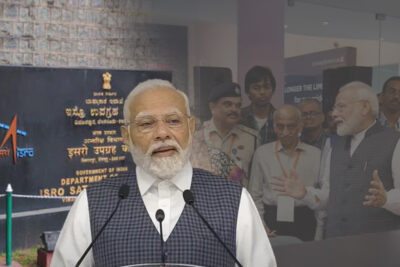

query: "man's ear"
xmin=361 ymin=100 xmax=371 ymax=116
xmin=121 ymin=125 xmax=130 ymax=145
xmin=298 ymin=121 xmax=304 ymax=133
xmin=320 ymin=113 xmax=325 ymax=124
xmin=189 ymin=116 xmax=196 ymax=136
xmin=273 ymin=124 xmax=278 ymax=135
xmin=209 ymin=102 xmax=216 ymax=113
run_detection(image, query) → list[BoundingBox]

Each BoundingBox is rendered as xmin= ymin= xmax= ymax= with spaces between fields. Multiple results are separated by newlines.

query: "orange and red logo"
xmin=0 ymin=115 xmax=34 ymax=164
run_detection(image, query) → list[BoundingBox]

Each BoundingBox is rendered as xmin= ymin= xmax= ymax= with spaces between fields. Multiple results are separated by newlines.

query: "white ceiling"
xmin=297 ymin=0 xmax=400 ymax=19
xmin=286 ymin=0 xmax=400 ymax=43
xmin=148 ymin=0 xmax=400 ymax=43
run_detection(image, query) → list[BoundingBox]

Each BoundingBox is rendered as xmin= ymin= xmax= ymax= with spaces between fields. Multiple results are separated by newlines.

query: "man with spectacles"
xmin=298 ymin=98 xmax=328 ymax=150
xmin=297 ymin=98 xmax=330 ymax=240
xmin=379 ymin=76 xmax=400 ymax=131
xmin=51 ymin=79 xmax=276 ymax=267
xmin=271 ymin=81 xmax=400 ymax=239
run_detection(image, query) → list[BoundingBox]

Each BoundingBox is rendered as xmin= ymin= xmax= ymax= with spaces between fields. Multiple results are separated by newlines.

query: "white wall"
xmin=187 ymin=22 xmax=237 ymax=106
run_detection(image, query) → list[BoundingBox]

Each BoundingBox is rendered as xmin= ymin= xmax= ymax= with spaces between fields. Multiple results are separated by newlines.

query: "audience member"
xmin=299 ymin=98 xmax=328 ymax=149
xmin=241 ymin=66 xmax=277 ymax=145
xmin=192 ymin=82 xmax=258 ymax=187
xmin=379 ymin=76 xmax=400 ymax=131
xmin=249 ymin=105 xmax=321 ymax=241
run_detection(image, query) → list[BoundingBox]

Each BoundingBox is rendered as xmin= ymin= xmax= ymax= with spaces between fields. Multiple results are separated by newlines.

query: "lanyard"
xmin=274 ymin=140 xmax=301 ymax=178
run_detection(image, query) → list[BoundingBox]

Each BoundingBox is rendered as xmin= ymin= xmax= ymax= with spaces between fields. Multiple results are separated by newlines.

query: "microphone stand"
xmin=156 ymin=209 xmax=167 ymax=266
xmin=183 ymin=190 xmax=243 ymax=267
xmin=75 ymin=184 xmax=129 ymax=267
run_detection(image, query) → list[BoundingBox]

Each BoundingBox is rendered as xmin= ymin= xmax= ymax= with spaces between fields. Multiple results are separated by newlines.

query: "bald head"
xmin=129 ymin=87 xmax=189 ymax=123
xmin=273 ymin=105 xmax=302 ymax=149
xmin=274 ymin=104 xmax=302 ymax=122
xmin=123 ymin=79 xmax=190 ymax=123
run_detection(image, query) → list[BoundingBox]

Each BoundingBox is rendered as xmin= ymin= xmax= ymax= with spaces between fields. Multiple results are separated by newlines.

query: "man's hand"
xmin=270 ymin=169 xmax=307 ymax=200
xmin=363 ymin=169 xmax=387 ymax=207
xmin=264 ymin=225 xmax=276 ymax=238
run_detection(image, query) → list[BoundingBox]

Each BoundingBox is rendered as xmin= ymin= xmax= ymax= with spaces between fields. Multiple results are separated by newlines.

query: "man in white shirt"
xmin=51 ymin=79 xmax=276 ymax=267
xmin=249 ymin=104 xmax=321 ymax=241
xmin=271 ymin=81 xmax=400 ymax=238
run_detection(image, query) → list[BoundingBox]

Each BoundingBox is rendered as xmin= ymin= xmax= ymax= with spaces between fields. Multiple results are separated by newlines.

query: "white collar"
xmin=136 ymin=161 xmax=193 ymax=196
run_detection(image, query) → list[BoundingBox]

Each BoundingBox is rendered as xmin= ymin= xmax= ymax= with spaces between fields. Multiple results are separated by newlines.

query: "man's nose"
xmin=153 ymin=121 xmax=171 ymax=141
xmin=282 ymin=126 xmax=290 ymax=136
xmin=331 ymin=109 xmax=339 ymax=119
xmin=259 ymin=87 xmax=269 ymax=95
xmin=231 ymin=105 xmax=241 ymax=114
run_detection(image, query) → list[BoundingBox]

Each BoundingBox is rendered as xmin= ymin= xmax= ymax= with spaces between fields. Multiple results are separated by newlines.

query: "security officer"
xmin=194 ymin=82 xmax=258 ymax=187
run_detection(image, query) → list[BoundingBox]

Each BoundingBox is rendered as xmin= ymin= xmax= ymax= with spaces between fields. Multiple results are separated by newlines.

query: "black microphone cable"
xmin=75 ymin=184 xmax=130 ymax=267
xmin=156 ymin=209 xmax=167 ymax=265
xmin=183 ymin=190 xmax=243 ymax=267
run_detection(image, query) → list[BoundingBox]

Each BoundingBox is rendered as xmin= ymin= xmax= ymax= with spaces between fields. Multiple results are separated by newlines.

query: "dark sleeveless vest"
xmin=86 ymin=168 xmax=242 ymax=267
xmin=326 ymin=122 xmax=400 ymax=238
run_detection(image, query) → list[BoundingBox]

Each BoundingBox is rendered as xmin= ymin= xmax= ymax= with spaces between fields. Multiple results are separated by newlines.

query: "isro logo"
xmin=0 ymin=115 xmax=34 ymax=164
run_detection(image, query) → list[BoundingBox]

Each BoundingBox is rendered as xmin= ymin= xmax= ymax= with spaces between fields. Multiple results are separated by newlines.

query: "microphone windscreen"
xmin=118 ymin=184 xmax=130 ymax=199
xmin=156 ymin=209 xmax=165 ymax=222
xmin=183 ymin=190 xmax=194 ymax=205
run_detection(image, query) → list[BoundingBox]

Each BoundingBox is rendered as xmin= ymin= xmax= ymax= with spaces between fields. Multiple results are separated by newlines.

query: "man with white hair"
xmin=249 ymin=104 xmax=321 ymax=241
xmin=51 ymin=79 xmax=276 ymax=267
xmin=271 ymin=81 xmax=400 ymax=238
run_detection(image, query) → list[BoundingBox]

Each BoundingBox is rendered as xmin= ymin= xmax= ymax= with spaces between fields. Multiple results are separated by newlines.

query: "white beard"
xmin=128 ymin=137 xmax=192 ymax=180
xmin=336 ymin=112 xmax=363 ymax=136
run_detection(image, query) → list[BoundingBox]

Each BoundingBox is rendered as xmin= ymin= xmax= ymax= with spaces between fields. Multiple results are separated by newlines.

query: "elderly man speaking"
xmin=51 ymin=79 xmax=276 ymax=267
xmin=272 ymin=81 xmax=400 ymax=239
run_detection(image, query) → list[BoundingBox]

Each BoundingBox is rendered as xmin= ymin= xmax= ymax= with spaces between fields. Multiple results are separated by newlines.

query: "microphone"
xmin=183 ymin=190 xmax=243 ymax=267
xmin=155 ymin=209 xmax=167 ymax=265
xmin=75 ymin=184 xmax=130 ymax=267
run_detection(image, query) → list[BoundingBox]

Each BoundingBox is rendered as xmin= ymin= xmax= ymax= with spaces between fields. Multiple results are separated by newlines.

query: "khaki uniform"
xmin=199 ymin=119 xmax=258 ymax=183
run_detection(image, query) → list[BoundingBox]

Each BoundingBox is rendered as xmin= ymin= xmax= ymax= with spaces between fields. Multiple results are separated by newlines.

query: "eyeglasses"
xmin=301 ymin=111 xmax=321 ymax=118
xmin=126 ymin=113 xmax=191 ymax=133
xmin=274 ymin=123 xmax=298 ymax=131
xmin=333 ymin=100 xmax=362 ymax=113
xmin=385 ymin=88 xmax=400 ymax=97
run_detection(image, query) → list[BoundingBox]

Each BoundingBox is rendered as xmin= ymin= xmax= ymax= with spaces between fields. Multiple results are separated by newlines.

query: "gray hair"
xmin=339 ymin=81 xmax=379 ymax=118
xmin=123 ymin=79 xmax=191 ymax=122
xmin=273 ymin=104 xmax=302 ymax=123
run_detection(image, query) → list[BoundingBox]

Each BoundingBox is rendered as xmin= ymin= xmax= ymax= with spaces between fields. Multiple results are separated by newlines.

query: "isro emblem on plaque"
xmin=0 ymin=115 xmax=34 ymax=164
